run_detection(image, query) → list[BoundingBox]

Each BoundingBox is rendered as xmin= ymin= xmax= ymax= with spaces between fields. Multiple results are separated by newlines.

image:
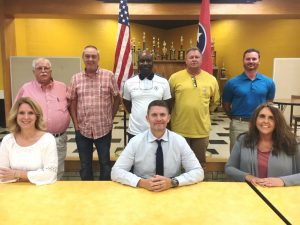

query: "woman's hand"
xmin=246 ymin=175 xmax=284 ymax=187
xmin=0 ymin=167 xmax=17 ymax=182
xmin=245 ymin=174 xmax=261 ymax=185
xmin=255 ymin=177 xmax=284 ymax=187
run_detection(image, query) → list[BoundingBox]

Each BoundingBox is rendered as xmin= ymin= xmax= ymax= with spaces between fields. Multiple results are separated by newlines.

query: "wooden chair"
xmin=291 ymin=95 xmax=300 ymax=136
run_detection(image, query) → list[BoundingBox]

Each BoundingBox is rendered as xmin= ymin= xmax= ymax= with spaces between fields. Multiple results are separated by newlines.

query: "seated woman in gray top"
xmin=225 ymin=103 xmax=300 ymax=187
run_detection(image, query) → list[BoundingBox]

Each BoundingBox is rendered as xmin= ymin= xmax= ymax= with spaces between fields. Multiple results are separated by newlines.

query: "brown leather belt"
xmin=231 ymin=117 xmax=250 ymax=122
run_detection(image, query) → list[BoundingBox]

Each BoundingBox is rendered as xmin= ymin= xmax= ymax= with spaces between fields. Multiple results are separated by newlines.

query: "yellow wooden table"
xmin=0 ymin=181 xmax=284 ymax=225
xmin=256 ymin=185 xmax=300 ymax=225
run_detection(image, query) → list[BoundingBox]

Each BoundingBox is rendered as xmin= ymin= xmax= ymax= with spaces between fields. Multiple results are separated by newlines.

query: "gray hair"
xmin=32 ymin=58 xmax=52 ymax=70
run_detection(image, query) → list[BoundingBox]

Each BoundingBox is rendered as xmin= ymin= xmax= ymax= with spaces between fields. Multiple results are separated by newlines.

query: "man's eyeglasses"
xmin=192 ymin=77 xmax=197 ymax=88
xmin=35 ymin=66 xmax=51 ymax=72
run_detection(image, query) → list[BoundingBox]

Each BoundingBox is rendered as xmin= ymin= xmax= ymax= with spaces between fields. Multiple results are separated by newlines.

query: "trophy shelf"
xmin=153 ymin=60 xmax=185 ymax=79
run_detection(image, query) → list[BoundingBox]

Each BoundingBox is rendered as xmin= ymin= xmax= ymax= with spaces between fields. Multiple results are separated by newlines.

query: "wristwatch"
xmin=171 ymin=178 xmax=179 ymax=188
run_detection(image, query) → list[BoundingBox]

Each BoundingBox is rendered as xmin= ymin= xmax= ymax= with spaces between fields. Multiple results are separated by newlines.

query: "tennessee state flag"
xmin=197 ymin=0 xmax=213 ymax=74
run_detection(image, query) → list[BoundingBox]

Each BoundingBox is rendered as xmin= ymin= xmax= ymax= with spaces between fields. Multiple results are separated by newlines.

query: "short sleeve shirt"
xmin=67 ymin=69 xmax=119 ymax=139
xmin=222 ymin=72 xmax=275 ymax=118
xmin=123 ymin=74 xmax=171 ymax=135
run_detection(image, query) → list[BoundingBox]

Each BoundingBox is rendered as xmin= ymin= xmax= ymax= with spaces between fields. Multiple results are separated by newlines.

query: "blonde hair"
xmin=8 ymin=97 xmax=46 ymax=133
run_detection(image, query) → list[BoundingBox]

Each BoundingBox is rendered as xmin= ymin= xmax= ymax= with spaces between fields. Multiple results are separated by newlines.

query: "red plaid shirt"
xmin=67 ymin=69 xmax=119 ymax=139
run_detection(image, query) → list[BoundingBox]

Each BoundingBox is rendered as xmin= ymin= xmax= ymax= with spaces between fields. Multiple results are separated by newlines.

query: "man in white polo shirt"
xmin=122 ymin=50 xmax=171 ymax=142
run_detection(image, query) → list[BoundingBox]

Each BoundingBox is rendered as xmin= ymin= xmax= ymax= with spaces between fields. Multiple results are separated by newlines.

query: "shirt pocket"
xmin=56 ymin=97 xmax=68 ymax=112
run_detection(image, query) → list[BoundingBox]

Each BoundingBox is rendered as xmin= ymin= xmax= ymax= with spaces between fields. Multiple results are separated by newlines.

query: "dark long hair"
xmin=243 ymin=103 xmax=297 ymax=155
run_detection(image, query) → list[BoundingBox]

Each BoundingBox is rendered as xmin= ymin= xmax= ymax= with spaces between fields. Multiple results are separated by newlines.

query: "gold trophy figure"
xmin=169 ymin=42 xmax=176 ymax=60
xmin=156 ymin=38 xmax=161 ymax=60
xmin=162 ymin=41 xmax=168 ymax=60
xmin=137 ymin=41 xmax=141 ymax=63
xmin=131 ymin=38 xmax=136 ymax=67
xmin=142 ymin=32 xmax=146 ymax=50
xmin=189 ymin=39 xmax=193 ymax=48
xmin=178 ymin=35 xmax=185 ymax=60
xmin=211 ymin=39 xmax=217 ymax=67
xmin=152 ymin=36 xmax=156 ymax=59
xmin=220 ymin=62 xmax=227 ymax=78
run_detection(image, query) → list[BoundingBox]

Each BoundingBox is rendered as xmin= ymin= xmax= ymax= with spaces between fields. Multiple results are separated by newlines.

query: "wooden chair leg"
xmin=295 ymin=120 xmax=298 ymax=136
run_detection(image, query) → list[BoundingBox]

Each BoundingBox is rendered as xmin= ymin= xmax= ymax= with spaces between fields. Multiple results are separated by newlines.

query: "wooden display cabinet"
xmin=153 ymin=60 xmax=186 ymax=79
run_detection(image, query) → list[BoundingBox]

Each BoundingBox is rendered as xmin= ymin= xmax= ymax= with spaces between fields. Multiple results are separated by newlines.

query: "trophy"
xmin=169 ymin=42 xmax=176 ymax=60
xmin=156 ymin=38 xmax=161 ymax=60
xmin=161 ymin=41 xmax=168 ymax=60
xmin=211 ymin=39 xmax=217 ymax=67
xmin=152 ymin=36 xmax=156 ymax=59
xmin=178 ymin=35 xmax=185 ymax=60
xmin=189 ymin=39 xmax=193 ymax=48
xmin=137 ymin=41 xmax=141 ymax=63
xmin=220 ymin=62 xmax=227 ymax=78
xmin=142 ymin=32 xmax=146 ymax=50
xmin=131 ymin=38 xmax=136 ymax=67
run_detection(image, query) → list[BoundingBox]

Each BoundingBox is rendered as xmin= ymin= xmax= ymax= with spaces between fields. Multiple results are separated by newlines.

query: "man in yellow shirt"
xmin=169 ymin=47 xmax=220 ymax=168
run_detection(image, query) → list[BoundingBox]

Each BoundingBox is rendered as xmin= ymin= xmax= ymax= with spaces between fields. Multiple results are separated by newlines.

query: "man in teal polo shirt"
xmin=222 ymin=48 xmax=275 ymax=152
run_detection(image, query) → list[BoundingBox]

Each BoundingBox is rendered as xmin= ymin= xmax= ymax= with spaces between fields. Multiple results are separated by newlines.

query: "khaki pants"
xmin=229 ymin=119 xmax=249 ymax=152
xmin=55 ymin=133 xmax=68 ymax=180
xmin=184 ymin=137 xmax=209 ymax=169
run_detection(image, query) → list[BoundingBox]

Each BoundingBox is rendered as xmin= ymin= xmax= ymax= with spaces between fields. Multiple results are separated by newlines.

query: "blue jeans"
xmin=75 ymin=130 xmax=112 ymax=181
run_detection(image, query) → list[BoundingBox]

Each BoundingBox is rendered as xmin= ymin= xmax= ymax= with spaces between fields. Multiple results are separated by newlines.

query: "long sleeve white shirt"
xmin=0 ymin=133 xmax=58 ymax=185
xmin=111 ymin=129 xmax=204 ymax=187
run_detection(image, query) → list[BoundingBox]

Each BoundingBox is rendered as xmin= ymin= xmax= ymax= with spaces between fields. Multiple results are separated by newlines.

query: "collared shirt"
xmin=123 ymin=74 xmax=171 ymax=135
xmin=222 ymin=72 xmax=275 ymax=118
xmin=169 ymin=69 xmax=220 ymax=138
xmin=111 ymin=129 xmax=204 ymax=187
xmin=67 ymin=68 xmax=119 ymax=139
xmin=15 ymin=80 xmax=70 ymax=134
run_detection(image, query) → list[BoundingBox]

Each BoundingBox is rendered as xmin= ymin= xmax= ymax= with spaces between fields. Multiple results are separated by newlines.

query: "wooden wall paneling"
xmin=2 ymin=18 xmax=16 ymax=123
xmin=153 ymin=60 xmax=185 ymax=79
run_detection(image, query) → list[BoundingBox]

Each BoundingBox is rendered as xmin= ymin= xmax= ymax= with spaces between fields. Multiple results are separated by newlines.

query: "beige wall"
xmin=12 ymin=18 xmax=300 ymax=80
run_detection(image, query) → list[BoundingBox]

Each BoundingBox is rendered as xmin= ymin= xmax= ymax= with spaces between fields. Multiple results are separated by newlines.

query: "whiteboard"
xmin=10 ymin=56 xmax=81 ymax=102
xmin=273 ymin=58 xmax=300 ymax=120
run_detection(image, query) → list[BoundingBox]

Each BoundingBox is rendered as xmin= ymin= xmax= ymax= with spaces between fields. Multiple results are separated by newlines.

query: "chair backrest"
xmin=291 ymin=95 xmax=300 ymax=100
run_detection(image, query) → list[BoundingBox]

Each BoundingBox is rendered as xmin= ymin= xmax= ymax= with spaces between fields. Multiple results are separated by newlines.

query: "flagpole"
xmin=113 ymin=0 xmax=134 ymax=147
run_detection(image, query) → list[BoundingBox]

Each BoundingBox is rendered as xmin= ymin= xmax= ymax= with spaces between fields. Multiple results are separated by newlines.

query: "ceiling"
xmin=102 ymin=0 xmax=260 ymax=29
xmin=102 ymin=0 xmax=258 ymax=3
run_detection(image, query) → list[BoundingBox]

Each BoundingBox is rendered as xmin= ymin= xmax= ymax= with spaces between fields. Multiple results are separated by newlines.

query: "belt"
xmin=52 ymin=132 xmax=65 ymax=137
xmin=231 ymin=117 xmax=250 ymax=122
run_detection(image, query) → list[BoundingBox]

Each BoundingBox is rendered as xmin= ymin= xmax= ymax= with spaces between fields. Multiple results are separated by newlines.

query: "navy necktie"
xmin=155 ymin=139 xmax=164 ymax=176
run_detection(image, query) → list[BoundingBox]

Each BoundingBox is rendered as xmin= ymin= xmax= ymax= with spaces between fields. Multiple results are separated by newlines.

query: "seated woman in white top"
xmin=225 ymin=103 xmax=300 ymax=187
xmin=0 ymin=97 xmax=58 ymax=185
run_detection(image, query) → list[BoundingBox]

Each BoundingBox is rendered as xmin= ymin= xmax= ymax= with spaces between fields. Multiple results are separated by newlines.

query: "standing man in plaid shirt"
xmin=67 ymin=45 xmax=120 ymax=180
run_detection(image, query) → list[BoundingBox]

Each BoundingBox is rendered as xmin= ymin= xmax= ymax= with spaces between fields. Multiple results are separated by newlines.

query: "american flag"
xmin=113 ymin=0 xmax=134 ymax=91
xmin=197 ymin=0 xmax=213 ymax=74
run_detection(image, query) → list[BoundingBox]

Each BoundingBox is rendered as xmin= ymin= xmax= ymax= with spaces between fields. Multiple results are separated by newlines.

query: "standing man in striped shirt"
xmin=67 ymin=45 xmax=120 ymax=180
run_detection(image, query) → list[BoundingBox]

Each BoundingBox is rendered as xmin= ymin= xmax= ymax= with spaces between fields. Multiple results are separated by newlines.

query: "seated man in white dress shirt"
xmin=111 ymin=100 xmax=204 ymax=192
